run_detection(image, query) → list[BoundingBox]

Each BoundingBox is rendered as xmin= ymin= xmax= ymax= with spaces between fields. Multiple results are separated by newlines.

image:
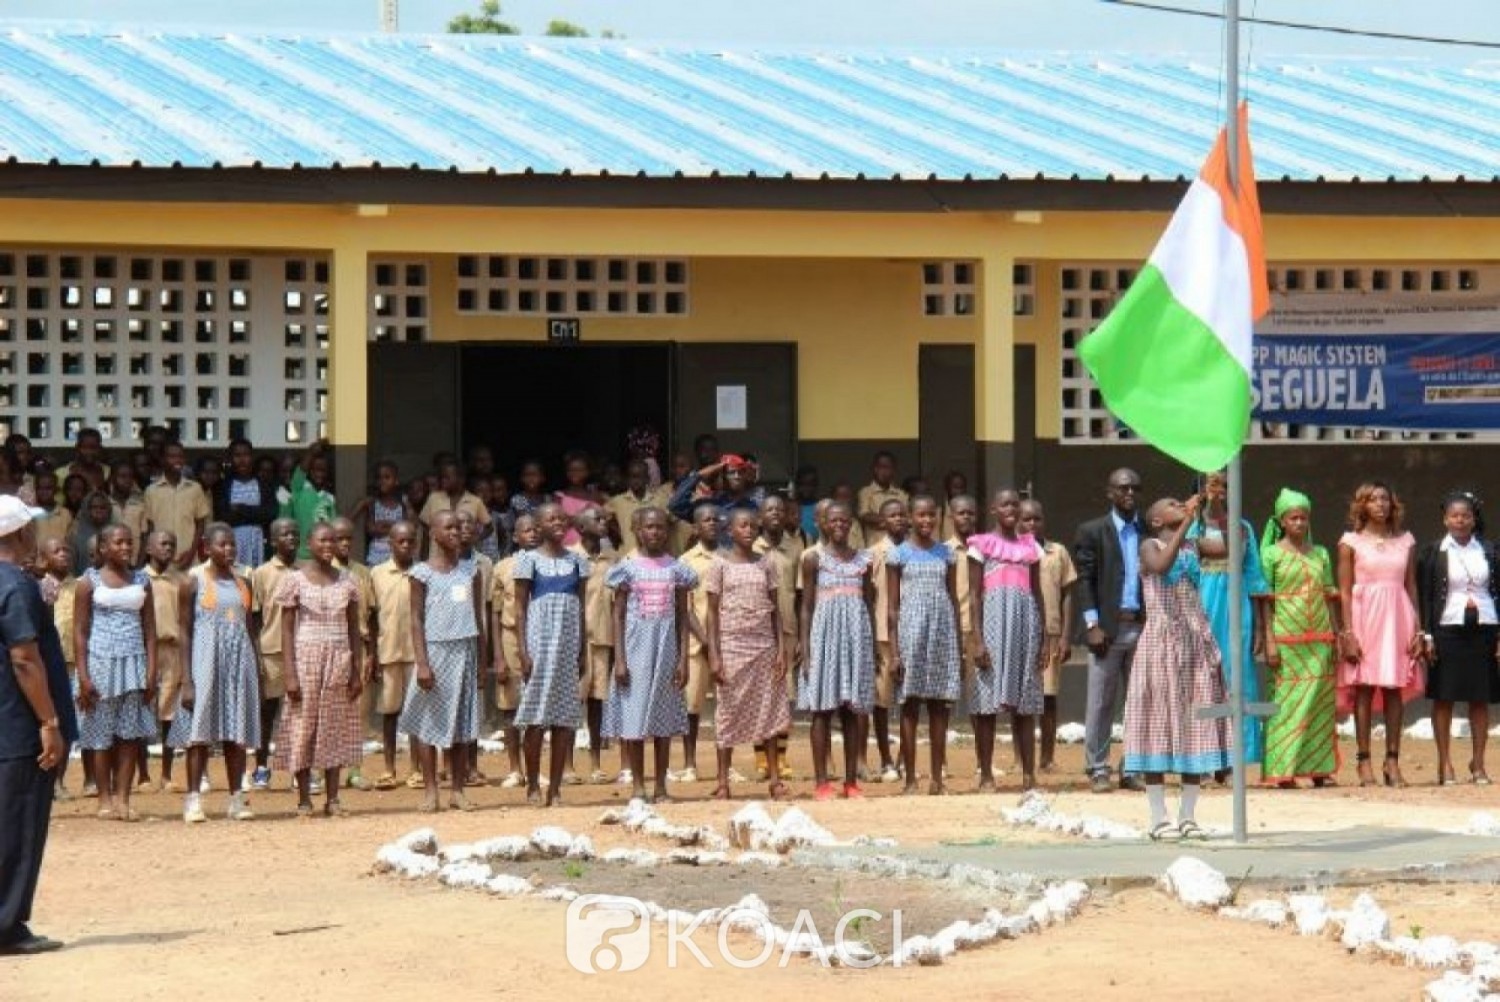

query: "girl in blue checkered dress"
xmin=75 ymin=524 xmax=158 ymax=822
xmin=602 ymin=507 xmax=697 ymax=803
xmin=513 ymin=502 xmax=589 ymax=806
xmin=169 ymin=524 xmax=262 ymax=823
xmin=886 ymin=496 xmax=964 ymax=796
xmin=401 ymin=509 xmax=485 ymax=813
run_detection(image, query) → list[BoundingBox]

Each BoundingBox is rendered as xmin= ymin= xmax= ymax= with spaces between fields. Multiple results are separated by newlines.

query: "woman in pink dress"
xmin=1337 ymin=482 xmax=1424 ymax=788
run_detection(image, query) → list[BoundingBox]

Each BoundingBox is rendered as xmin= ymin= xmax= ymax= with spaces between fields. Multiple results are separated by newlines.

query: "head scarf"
xmin=1261 ymin=487 xmax=1313 ymax=552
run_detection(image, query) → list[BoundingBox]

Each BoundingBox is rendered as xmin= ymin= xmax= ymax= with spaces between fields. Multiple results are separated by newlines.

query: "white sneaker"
xmin=615 ymin=769 xmax=634 ymax=786
xmin=499 ymin=771 xmax=524 ymax=789
xmin=880 ymin=766 xmax=900 ymax=784
xmin=678 ymin=766 xmax=698 ymax=783
xmin=226 ymin=792 xmax=255 ymax=821
xmin=726 ymin=767 xmax=748 ymax=784
xmin=310 ymin=775 xmax=325 ymax=796
xmin=183 ymin=794 xmax=207 ymax=824
xmin=199 ymin=775 xmax=212 ymax=794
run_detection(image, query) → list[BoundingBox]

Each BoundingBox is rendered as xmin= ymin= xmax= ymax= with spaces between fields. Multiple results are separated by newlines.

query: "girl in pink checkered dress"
xmin=1125 ymin=494 xmax=1230 ymax=842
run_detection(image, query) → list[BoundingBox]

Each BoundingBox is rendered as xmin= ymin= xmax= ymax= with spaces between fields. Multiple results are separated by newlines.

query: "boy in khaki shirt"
xmin=369 ymin=521 xmax=417 ymax=789
xmin=866 ymin=498 xmax=909 ymax=783
xmin=142 ymin=530 xmax=188 ymax=792
xmin=332 ymin=516 xmax=377 ymax=791
xmin=490 ymin=513 xmax=538 ymax=788
xmin=944 ymin=495 xmax=982 ymax=681
xmin=676 ymin=503 xmax=720 ymax=782
xmin=108 ymin=464 xmax=149 ymax=566
xmin=250 ymin=519 xmax=299 ymax=790
xmin=752 ymin=494 xmax=802 ymax=780
xmin=856 ymin=451 xmax=908 ymax=547
xmin=33 ymin=471 xmax=73 ymax=552
xmin=569 ymin=506 xmax=620 ymax=784
xmin=144 ymin=442 xmax=210 ymax=571
xmin=604 ymin=459 xmax=669 ymax=556
xmin=1021 ymin=498 xmax=1078 ymax=773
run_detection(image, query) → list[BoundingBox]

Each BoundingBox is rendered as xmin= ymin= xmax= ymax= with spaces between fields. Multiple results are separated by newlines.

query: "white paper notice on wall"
xmin=716 ymin=385 xmax=748 ymax=430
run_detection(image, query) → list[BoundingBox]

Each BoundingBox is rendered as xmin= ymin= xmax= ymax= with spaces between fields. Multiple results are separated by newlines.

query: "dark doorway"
xmin=918 ymin=344 xmax=976 ymax=488
xmin=369 ymin=342 xmax=460 ymax=485
xmin=459 ymin=344 xmax=673 ymax=486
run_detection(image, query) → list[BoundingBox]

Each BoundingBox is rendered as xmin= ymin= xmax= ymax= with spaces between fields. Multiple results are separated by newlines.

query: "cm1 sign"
xmin=548 ymin=317 xmax=581 ymax=343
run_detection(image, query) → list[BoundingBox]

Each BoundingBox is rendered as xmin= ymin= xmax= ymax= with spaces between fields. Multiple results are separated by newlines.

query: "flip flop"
xmin=1148 ymin=821 xmax=1178 ymax=842
xmin=1178 ymin=819 xmax=1208 ymax=841
xmin=373 ymin=773 xmax=399 ymax=790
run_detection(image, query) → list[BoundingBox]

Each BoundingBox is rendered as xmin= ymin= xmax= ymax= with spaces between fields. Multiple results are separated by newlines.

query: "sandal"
xmin=1148 ymin=821 xmax=1178 ymax=842
xmin=1383 ymin=752 xmax=1408 ymax=789
xmin=373 ymin=773 xmax=399 ymax=791
xmin=418 ymin=796 xmax=440 ymax=814
xmin=1473 ymin=771 xmax=1493 ymax=787
xmin=324 ymin=800 xmax=350 ymax=818
xmin=448 ymin=793 xmax=476 ymax=812
xmin=295 ymin=802 xmax=315 ymax=818
xmin=119 ymin=807 xmax=141 ymax=823
xmin=1355 ymin=751 xmax=1376 ymax=788
xmin=1178 ymin=819 xmax=1208 ymax=841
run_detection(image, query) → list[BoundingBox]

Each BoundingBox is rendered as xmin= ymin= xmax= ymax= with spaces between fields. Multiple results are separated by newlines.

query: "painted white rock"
xmin=1422 ymin=970 xmax=1489 ymax=1002
xmin=373 ymin=844 xmax=441 ymax=879
xmin=600 ymin=847 xmax=660 ymax=867
xmin=667 ymin=848 xmax=728 ymax=866
xmin=729 ymin=802 xmax=776 ymax=850
xmin=1043 ymin=881 xmax=1090 ymax=920
xmin=484 ymin=874 xmax=534 ymax=897
xmin=1288 ymin=894 xmax=1331 ymax=936
xmin=1220 ymin=899 xmax=1288 ymax=928
xmin=438 ymin=859 xmax=493 ymax=889
xmin=1160 ymin=857 xmax=1231 ymax=909
xmin=1055 ymin=722 xmax=1087 ymax=744
xmin=529 ymin=825 xmax=575 ymax=858
xmin=538 ymin=886 xmax=580 ymax=902
xmin=768 ymin=807 xmax=836 ymax=853
xmin=472 ymin=835 xmax=531 ymax=861
xmin=735 ymin=851 xmax=783 ymax=867
xmin=1339 ymin=893 xmax=1390 ymax=951
xmin=1463 ymin=812 xmax=1500 ymax=837
xmin=566 ymin=834 xmax=596 ymax=860
xmin=851 ymin=834 xmax=900 ymax=848
xmin=395 ymin=827 xmax=439 ymax=854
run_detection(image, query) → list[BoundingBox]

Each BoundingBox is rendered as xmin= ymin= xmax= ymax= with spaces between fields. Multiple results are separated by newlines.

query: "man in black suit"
xmin=1073 ymin=468 xmax=1146 ymax=794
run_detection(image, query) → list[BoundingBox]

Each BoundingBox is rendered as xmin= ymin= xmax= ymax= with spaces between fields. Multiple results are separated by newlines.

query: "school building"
xmin=2 ymin=27 xmax=1498 ymax=533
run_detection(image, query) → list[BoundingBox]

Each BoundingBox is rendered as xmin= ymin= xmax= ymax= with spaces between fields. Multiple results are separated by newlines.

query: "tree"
xmin=447 ymin=0 xmax=520 ymax=35
xmin=544 ymin=19 xmax=589 ymax=37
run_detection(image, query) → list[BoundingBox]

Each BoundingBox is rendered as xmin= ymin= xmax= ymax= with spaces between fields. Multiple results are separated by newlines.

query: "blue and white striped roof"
xmin=1 ymin=24 xmax=1497 ymax=182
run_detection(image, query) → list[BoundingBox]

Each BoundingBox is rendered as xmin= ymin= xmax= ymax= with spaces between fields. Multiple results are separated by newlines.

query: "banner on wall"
xmin=1251 ymin=295 xmax=1500 ymax=430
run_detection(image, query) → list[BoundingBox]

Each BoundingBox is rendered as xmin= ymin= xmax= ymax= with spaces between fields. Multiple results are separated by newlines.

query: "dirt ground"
xmin=8 ymin=734 xmax=1497 ymax=1000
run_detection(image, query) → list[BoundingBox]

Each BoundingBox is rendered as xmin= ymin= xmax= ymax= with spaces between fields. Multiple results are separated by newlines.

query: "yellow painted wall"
xmin=423 ymin=255 xmax=982 ymax=441
xmin=3 ymin=197 xmax=1499 ymax=447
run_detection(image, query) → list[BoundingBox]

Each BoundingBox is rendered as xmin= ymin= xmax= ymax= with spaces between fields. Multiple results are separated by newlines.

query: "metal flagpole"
xmin=1224 ymin=0 xmax=1249 ymax=844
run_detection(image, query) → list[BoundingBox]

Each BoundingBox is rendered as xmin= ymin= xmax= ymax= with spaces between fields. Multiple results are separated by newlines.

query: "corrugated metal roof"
xmin=1 ymin=24 xmax=1497 ymax=182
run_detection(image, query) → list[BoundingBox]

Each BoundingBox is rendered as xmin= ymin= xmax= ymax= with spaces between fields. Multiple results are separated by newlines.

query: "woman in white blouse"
xmin=1416 ymin=491 xmax=1500 ymax=786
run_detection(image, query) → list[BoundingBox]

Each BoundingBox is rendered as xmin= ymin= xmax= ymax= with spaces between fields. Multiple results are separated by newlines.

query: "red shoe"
xmin=814 ymin=782 xmax=836 ymax=802
xmin=842 ymin=782 xmax=864 ymax=800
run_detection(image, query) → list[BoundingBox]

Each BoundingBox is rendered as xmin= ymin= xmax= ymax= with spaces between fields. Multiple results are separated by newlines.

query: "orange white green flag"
xmin=1078 ymin=102 xmax=1269 ymax=472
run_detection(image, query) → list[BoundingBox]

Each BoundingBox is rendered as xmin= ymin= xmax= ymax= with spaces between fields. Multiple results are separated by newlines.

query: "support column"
xmin=328 ymin=243 xmax=369 ymax=510
xmin=974 ymin=248 xmax=1017 ymax=499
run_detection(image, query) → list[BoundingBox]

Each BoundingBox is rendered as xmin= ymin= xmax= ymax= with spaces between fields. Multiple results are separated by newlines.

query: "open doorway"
xmin=459 ymin=343 xmax=673 ymax=486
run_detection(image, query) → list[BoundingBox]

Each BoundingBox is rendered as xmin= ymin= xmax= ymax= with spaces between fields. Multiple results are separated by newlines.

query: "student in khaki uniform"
xmin=569 ymin=506 xmax=620 ymax=784
xmin=1020 ymin=498 xmax=1078 ymax=774
xmin=249 ymin=518 xmax=299 ymax=790
xmin=144 ymin=442 xmax=210 ymax=572
xmin=140 ymin=530 xmax=188 ymax=792
xmin=865 ymin=497 xmax=909 ymax=783
xmin=331 ymin=516 xmax=377 ymax=791
xmin=490 ymin=513 xmax=539 ymax=789
xmin=369 ymin=521 xmax=418 ymax=789
xmin=938 ymin=471 xmax=971 ymax=543
xmin=753 ymin=494 xmax=802 ymax=781
xmin=454 ymin=509 xmax=493 ymax=785
xmin=676 ymin=503 xmax=720 ymax=782
xmin=33 ymin=471 xmax=73 ymax=552
xmin=944 ymin=495 xmax=982 ymax=687
xmin=419 ymin=460 xmax=492 ymax=556
xmin=108 ymin=464 xmax=149 ymax=566
xmin=604 ymin=459 xmax=669 ymax=555
xmin=56 ymin=426 xmax=111 ymax=492
xmin=856 ymin=451 xmax=909 ymax=548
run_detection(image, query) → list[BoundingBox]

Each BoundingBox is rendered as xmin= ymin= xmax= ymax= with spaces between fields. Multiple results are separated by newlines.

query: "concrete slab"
xmin=796 ymin=827 xmax=1500 ymax=889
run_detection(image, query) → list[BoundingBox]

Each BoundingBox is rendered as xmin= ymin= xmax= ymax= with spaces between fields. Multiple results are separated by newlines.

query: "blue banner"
xmin=1252 ymin=331 xmax=1500 ymax=430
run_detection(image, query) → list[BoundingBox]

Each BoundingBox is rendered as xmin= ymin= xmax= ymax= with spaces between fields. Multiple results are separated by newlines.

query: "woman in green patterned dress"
xmin=1259 ymin=489 xmax=1343 ymax=788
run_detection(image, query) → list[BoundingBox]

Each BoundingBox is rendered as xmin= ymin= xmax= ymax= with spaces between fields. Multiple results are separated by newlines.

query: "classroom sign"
xmin=1251 ymin=295 xmax=1500 ymax=430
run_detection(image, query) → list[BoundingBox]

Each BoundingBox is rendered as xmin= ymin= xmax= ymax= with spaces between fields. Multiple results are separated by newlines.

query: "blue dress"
xmin=399 ymin=561 xmax=482 ymax=747
xmin=513 ymin=549 xmax=590 ymax=729
xmin=799 ymin=548 xmax=875 ymax=713
xmin=601 ymin=555 xmax=697 ymax=740
xmin=168 ymin=568 xmax=261 ymax=748
xmin=1186 ymin=518 xmax=1270 ymax=764
xmin=887 ymin=541 xmax=962 ymax=702
xmin=77 ymin=567 xmax=158 ymax=750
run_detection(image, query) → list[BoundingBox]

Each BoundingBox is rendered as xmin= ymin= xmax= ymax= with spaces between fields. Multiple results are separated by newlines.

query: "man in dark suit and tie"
xmin=1073 ymin=468 xmax=1147 ymax=794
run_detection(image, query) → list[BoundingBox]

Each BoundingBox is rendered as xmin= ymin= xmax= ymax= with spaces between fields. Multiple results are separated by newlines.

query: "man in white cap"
xmin=0 ymin=494 xmax=77 ymax=955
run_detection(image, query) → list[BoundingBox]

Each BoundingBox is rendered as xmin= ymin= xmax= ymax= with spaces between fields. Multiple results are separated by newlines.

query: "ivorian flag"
xmin=1078 ymin=102 xmax=1269 ymax=472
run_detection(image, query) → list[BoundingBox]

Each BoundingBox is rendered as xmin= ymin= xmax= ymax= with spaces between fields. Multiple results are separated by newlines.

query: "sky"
xmin=0 ymin=0 xmax=1494 ymax=61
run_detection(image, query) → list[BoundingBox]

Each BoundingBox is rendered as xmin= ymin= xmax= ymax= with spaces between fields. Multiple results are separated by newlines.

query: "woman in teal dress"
xmin=1186 ymin=471 xmax=1270 ymax=769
